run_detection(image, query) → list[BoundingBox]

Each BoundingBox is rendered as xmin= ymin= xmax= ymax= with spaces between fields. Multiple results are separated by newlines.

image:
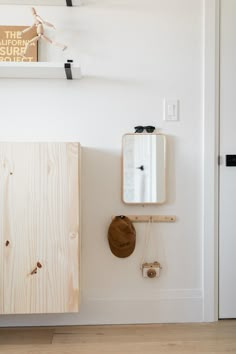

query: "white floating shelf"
xmin=0 ymin=61 xmax=81 ymax=79
xmin=0 ymin=0 xmax=82 ymax=5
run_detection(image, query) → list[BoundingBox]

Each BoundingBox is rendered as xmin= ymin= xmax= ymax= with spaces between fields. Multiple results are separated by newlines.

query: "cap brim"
xmin=108 ymin=240 xmax=135 ymax=258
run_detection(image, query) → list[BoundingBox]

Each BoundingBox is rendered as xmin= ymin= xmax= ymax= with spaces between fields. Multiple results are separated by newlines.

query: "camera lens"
xmin=147 ymin=268 xmax=156 ymax=278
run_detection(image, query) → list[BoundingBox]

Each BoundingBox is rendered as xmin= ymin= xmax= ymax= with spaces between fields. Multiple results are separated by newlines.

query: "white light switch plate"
xmin=163 ymin=99 xmax=179 ymax=121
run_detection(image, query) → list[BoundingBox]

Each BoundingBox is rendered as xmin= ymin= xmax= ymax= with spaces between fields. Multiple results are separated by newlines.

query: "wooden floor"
xmin=0 ymin=320 xmax=235 ymax=354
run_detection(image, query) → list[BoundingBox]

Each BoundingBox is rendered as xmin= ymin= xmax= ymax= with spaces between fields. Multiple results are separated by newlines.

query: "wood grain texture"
xmin=0 ymin=321 xmax=235 ymax=353
xmin=0 ymin=143 xmax=80 ymax=314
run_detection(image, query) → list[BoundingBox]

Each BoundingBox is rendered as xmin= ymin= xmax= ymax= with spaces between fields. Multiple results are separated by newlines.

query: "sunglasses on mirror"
xmin=134 ymin=126 xmax=155 ymax=133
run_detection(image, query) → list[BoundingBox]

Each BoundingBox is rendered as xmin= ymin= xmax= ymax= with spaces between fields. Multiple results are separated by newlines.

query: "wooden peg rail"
xmin=113 ymin=215 xmax=176 ymax=223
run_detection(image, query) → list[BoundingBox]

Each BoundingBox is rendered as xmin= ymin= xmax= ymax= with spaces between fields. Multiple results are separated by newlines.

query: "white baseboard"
xmin=0 ymin=289 xmax=203 ymax=327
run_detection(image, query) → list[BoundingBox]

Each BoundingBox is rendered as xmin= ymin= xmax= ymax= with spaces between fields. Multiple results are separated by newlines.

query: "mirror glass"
xmin=122 ymin=134 xmax=166 ymax=204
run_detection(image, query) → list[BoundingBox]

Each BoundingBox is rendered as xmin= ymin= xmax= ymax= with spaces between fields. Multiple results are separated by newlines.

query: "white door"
xmin=219 ymin=0 xmax=236 ymax=318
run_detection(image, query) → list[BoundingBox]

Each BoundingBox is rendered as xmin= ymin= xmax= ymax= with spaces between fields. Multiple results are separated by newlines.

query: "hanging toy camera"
xmin=140 ymin=217 xmax=162 ymax=279
xmin=142 ymin=261 xmax=162 ymax=278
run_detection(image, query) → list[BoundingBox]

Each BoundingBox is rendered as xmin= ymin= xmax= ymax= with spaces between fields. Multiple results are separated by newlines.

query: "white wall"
xmin=0 ymin=0 xmax=203 ymax=326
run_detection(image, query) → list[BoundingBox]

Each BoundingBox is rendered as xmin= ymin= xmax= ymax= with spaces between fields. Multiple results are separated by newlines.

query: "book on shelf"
xmin=0 ymin=25 xmax=38 ymax=63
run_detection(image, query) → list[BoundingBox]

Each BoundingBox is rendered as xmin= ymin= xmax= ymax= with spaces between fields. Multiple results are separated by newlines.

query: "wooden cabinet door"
xmin=0 ymin=143 xmax=80 ymax=314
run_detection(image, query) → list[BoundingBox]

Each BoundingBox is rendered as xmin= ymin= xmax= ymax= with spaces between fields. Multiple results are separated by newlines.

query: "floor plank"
xmin=0 ymin=327 xmax=54 ymax=345
xmin=0 ymin=321 xmax=235 ymax=354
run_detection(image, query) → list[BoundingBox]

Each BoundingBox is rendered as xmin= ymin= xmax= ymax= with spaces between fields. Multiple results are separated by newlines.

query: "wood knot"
xmin=5 ymin=240 xmax=10 ymax=247
xmin=30 ymin=262 xmax=42 ymax=275
xmin=30 ymin=267 xmax=37 ymax=275
xmin=69 ymin=232 xmax=77 ymax=239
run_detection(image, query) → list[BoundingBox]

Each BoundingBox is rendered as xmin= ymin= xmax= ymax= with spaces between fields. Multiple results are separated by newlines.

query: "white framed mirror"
xmin=122 ymin=133 xmax=166 ymax=204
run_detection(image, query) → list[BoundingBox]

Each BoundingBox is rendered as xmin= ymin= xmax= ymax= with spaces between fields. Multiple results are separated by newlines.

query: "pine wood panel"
xmin=0 ymin=321 xmax=236 ymax=353
xmin=0 ymin=142 xmax=80 ymax=314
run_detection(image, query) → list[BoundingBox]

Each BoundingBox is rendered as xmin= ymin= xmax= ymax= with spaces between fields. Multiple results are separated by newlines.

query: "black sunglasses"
xmin=134 ymin=126 xmax=155 ymax=133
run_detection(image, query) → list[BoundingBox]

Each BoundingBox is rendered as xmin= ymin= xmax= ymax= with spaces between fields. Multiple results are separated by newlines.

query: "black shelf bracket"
xmin=66 ymin=0 xmax=73 ymax=6
xmin=64 ymin=60 xmax=73 ymax=80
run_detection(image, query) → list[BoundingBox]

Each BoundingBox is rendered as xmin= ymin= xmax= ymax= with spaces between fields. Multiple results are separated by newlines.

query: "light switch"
xmin=163 ymin=99 xmax=179 ymax=121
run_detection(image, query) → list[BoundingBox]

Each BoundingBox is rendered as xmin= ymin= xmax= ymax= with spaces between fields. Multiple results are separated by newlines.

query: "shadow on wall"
xmin=166 ymin=134 xmax=176 ymax=206
xmin=81 ymin=146 xmax=124 ymax=290
xmin=81 ymin=146 xmax=122 ymax=217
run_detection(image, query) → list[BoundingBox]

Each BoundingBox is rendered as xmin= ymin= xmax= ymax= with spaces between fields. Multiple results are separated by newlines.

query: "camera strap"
xmin=140 ymin=217 xmax=153 ymax=270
